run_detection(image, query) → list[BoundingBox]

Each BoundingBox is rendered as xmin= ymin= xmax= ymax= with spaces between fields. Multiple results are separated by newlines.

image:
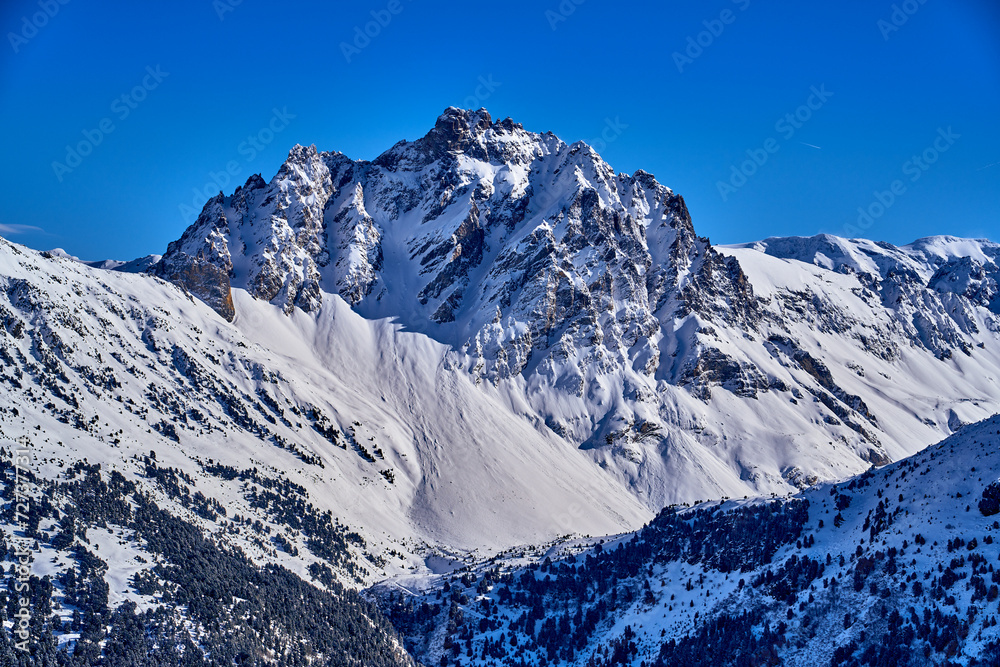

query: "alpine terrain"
xmin=0 ymin=107 xmax=998 ymax=665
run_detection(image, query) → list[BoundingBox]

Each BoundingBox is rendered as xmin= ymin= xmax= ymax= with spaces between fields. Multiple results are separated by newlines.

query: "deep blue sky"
xmin=1 ymin=0 xmax=997 ymax=261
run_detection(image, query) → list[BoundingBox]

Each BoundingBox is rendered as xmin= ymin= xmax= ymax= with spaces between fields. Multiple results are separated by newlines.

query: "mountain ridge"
xmin=5 ymin=107 xmax=998 ymax=525
xmin=3 ymin=108 xmax=1000 ymax=559
xmin=3 ymin=101 xmax=1000 ymax=660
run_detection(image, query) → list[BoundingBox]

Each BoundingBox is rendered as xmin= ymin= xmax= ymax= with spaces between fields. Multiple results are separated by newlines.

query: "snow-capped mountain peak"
xmin=6 ymin=111 xmax=1000 ymax=560
xmin=129 ymin=110 xmax=1000 ymax=513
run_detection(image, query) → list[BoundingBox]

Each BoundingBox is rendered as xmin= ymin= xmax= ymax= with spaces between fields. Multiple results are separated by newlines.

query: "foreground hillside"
xmin=379 ymin=415 xmax=1000 ymax=667
xmin=0 ymin=450 xmax=414 ymax=666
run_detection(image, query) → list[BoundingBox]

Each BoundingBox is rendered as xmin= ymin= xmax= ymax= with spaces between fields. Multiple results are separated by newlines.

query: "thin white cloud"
xmin=799 ymin=142 xmax=822 ymax=150
xmin=0 ymin=224 xmax=44 ymax=235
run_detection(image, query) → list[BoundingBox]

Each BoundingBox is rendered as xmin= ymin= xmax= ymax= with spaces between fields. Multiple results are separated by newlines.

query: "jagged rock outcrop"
xmin=153 ymin=193 xmax=236 ymax=320
xmin=152 ymin=107 xmax=754 ymax=390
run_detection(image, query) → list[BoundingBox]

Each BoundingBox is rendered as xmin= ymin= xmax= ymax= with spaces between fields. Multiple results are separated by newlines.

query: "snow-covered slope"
xmin=730 ymin=233 xmax=1000 ymax=359
xmin=0 ymin=237 xmax=650 ymax=570
xmin=4 ymin=109 xmax=1000 ymax=554
xmin=381 ymin=414 xmax=1000 ymax=667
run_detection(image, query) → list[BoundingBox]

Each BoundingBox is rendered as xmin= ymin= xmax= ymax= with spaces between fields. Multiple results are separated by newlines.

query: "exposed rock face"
xmin=154 ymin=107 xmax=754 ymax=386
xmin=679 ymin=347 xmax=769 ymax=400
xmin=153 ymin=193 xmax=236 ymax=321
xmin=155 ymin=253 xmax=235 ymax=322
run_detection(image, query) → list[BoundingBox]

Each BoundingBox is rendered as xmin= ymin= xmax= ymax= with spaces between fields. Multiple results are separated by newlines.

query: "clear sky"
xmin=1 ymin=0 xmax=997 ymax=261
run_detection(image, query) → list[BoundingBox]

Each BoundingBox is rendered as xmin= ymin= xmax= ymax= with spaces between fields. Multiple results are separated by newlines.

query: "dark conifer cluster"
xmin=0 ymin=450 xmax=413 ymax=666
